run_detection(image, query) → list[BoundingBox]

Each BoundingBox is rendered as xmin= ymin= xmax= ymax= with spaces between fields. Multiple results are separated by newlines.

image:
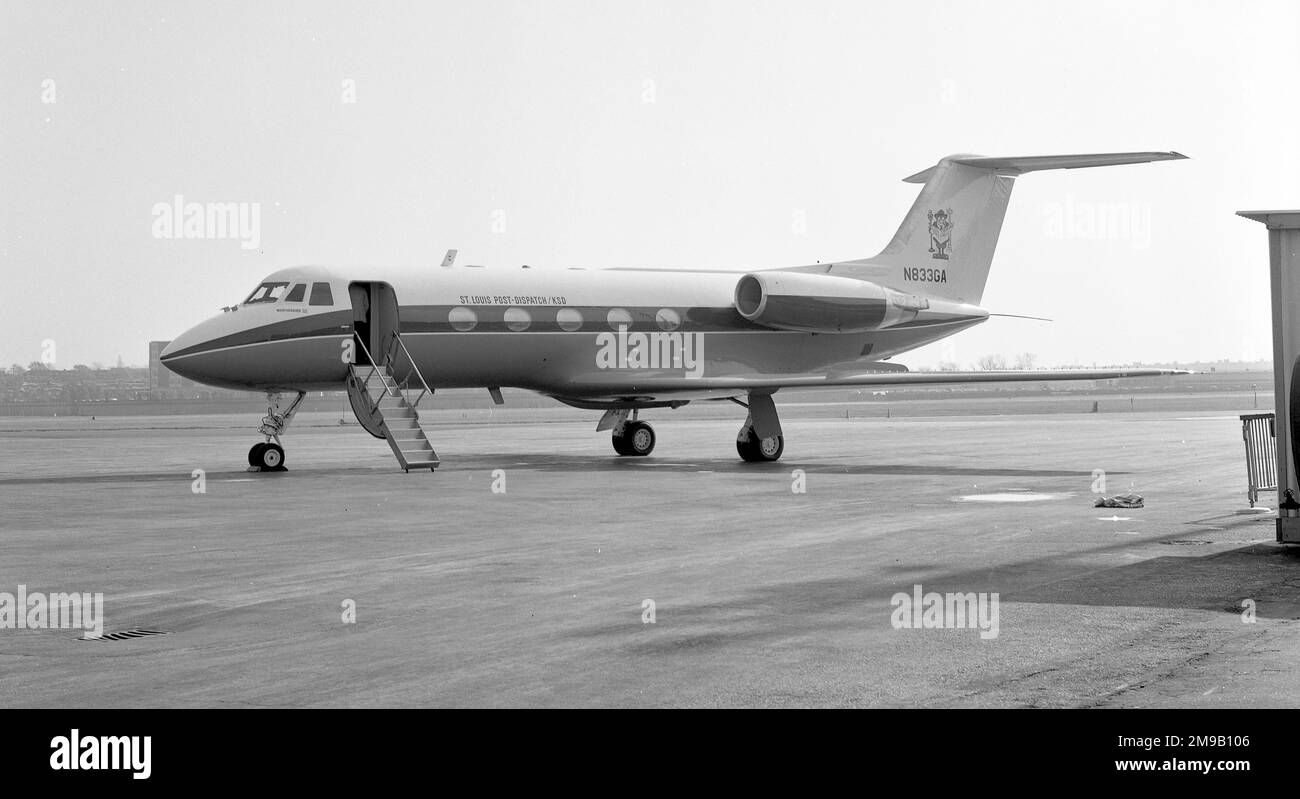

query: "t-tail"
xmin=828 ymin=151 xmax=1187 ymax=305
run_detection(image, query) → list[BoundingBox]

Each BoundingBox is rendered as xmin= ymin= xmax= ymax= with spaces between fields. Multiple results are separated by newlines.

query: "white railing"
xmin=353 ymin=333 xmax=432 ymax=411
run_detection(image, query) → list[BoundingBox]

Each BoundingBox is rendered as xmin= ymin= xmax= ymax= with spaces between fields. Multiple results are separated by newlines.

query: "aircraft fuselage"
xmin=160 ymin=264 xmax=984 ymax=401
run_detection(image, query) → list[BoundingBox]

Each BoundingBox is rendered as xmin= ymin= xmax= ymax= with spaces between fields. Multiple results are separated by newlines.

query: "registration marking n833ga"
xmin=903 ymin=267 xmax=947 ymax=284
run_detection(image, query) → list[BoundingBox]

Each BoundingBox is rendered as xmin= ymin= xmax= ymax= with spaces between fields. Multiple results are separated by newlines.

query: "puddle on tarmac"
xmin=952 ymin=492 xmax=1065 ymax=503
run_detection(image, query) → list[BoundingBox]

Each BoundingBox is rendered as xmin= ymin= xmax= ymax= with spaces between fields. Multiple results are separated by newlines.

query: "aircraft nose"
xmin=160 ymin=322 xmax=203 ymax=365
xmin=159 ymin=316 xmax=229 ymax=386
xmin=158 ymin=338 xmax=181 ymax=363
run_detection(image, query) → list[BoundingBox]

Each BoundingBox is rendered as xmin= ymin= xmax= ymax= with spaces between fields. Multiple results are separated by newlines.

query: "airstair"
xmin=346 ymin=335 xmax=439 ymax=472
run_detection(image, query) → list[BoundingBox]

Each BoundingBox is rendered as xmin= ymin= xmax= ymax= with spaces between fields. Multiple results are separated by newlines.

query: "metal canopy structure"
xmin=1238 ymin=210 xmax=1300 ymax=543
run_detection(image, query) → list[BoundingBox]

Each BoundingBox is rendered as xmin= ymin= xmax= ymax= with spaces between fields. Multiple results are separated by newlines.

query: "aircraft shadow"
xmin=858 ymin=539 xmax=1299 ymax=619
xmin=988 ymin=543 xmax=1300 ymax=618
xmin=567 ymin=538 xmax=1297 ymax=657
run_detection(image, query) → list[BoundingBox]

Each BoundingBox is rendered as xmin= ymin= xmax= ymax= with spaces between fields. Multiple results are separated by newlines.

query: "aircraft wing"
xmin=802 ymin=367 xmax=1187 ymax=388
xmin=553 ymin=368 xmax=1189 ymax=400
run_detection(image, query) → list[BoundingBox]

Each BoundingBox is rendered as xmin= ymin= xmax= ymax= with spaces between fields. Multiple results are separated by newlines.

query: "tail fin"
xmin=830 ymin=152 xmax=1186 ymax=305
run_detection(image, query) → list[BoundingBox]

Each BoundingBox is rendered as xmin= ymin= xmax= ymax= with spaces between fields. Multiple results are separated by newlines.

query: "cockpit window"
xmin=284 ymin=283 xmax=307 ymax=303
xmin=244 ymin=282 xmax=290 ymax=304
xmin=309 ymin=282 xmax=334 ymax=306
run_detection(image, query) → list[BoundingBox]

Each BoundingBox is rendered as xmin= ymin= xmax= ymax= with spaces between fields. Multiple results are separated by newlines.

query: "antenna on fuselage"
xmin=441 ymin=249 xmax=458 ymax=268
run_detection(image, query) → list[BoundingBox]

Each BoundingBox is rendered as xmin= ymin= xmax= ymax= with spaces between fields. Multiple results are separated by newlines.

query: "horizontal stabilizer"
xmin=904 ymin=151 xmax=1186 ymax=183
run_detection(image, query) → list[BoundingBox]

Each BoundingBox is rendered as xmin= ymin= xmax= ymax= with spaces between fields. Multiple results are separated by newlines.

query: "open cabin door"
xmin=342 ymin=282 xmax=439 ymax=470
xmin=348 ymin=282 xmax=400 ymax=366
xmin=346 ymin=281 xmax=401 ymax=439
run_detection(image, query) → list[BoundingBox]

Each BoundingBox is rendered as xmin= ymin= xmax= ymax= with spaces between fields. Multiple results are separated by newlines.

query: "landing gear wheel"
xmin=612 ymin=421 xmax=656 ymax=456
xmin=612 ymin=433 xmax=631 ymax=456
xmin=248 ymin=442 xmax=268 ymax=467
xmin=255 ymin=442 xmax=285 ymax=470
xmin=736 ymin=425 xmax=783 ymax=462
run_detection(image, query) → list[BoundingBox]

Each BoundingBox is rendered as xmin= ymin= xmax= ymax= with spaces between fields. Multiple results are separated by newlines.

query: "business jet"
xmin=160 ymin=151 xmax=1187 ymax=472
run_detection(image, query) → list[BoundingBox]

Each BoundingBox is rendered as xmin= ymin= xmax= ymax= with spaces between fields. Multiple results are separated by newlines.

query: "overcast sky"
xmin=3 ymin=0 xmax=1297 ymax=369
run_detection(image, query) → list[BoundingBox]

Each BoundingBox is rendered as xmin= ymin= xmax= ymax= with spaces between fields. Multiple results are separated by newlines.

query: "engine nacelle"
xmin=734 ymin=271 xmax=929 ymax=333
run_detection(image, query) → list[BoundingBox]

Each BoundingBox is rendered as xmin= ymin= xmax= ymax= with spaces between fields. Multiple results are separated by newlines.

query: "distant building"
xmin=149 ymin=341 xmax=196 ymax=394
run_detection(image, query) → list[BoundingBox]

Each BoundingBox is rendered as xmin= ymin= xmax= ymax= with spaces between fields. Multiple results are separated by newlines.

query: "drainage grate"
xmin=79 ymin=629 xmax=171 ymax=642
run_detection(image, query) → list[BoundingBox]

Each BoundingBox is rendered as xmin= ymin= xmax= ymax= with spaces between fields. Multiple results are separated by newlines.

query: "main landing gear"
xmin=595 ymin=392 xmax=786 ymax=462
xmin=605 ymin=409 xmax=656 ymax=456
xmin=732 ymin=392 xmax=784 ymax=462
xmin=736 ymin=423 xmax=784 ymax=462
xmin=613 ymin=419 xmax=656 ymax=456
xmin=248 ymin=391 xmax=305 ymax=472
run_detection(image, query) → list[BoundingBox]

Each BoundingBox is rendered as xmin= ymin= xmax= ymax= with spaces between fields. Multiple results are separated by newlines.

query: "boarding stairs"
xmin=347 ymin=335 xmax=439 ymax=472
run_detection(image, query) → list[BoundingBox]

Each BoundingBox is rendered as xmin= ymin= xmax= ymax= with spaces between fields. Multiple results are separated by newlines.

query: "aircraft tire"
xmin=627 ymin=422 xmax=655 ymax=456
xmin=248 ymin=443 xmax=268 ymax=467
xmin=612 ymin=432 xmax=631 ymax=455
xmin=737 ymin=426 xmax=783 ymax=462
xmin=258 ymin=443 xmax=286 ymax=470
xmin=613 ymin=421 xmax=655 ymax=456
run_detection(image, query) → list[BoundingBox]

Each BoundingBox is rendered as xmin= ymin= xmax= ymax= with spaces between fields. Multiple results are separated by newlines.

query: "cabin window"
xmin=284 ymin=283 xmax=307 ymax=303
xmin=448 ymin=306 xmax=477 ymax=332
xmin=504 ymin=307 xmax=531 ymax=332
xmin=244 ymin=282 xmax=290 ymax=304
xmin=309 ymin=282 xmax=334 ymax=306
xmin=556 ymin=308 xmax=583 ymax=332
xmin=607 ymin=308 xmax=633 ymax=329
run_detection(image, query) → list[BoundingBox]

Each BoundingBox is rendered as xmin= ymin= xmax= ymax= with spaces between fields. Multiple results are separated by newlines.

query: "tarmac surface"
xmin=1 ymin=403 xmax=1297 ymax=707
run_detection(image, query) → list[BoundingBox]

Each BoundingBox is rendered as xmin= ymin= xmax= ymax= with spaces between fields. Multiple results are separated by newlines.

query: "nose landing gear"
xmin=248 ymin=391 xmax=305 ymax=472
xmin=248 ymin=441 xmax=286 ymax=470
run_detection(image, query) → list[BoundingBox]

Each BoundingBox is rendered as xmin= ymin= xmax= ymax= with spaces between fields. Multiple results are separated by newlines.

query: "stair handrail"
xmin=389 ymin=333 xmax=433 ymax=410
xmin=353 ymin=332 xmax=431 ymax=412
xmin=351 ymin=335 xmax=393 ymax=398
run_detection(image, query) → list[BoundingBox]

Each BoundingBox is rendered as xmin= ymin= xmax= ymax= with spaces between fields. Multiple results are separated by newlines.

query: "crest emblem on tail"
xmin=927 ymin=208 xmax=952 ymax=260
